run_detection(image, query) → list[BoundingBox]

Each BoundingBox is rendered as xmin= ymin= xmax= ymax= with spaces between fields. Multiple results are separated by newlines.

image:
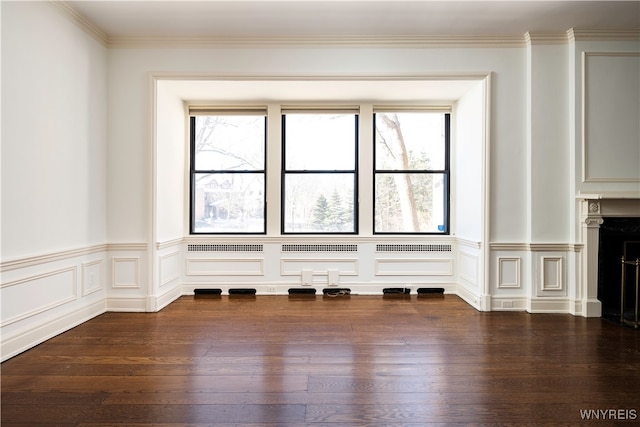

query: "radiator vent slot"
xmin=282 ymin=244 xmax=358 ymax=252
xmin=376 ymin=244 xmax=452 ymax=252
xmin=188 ymin=244 xmax=264 ymax=252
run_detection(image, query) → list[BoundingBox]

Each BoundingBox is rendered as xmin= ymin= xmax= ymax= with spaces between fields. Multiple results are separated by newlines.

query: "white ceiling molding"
xmin=50 ymin=1 xmax=639 ymax=49
xmin=524 ymin=32 xmax=570 ymax=46
xmin=568 ymin=28 xmax=640 ymax=43
xmin=107 ymin=34 xmax=527 ymax=49
xmin=50 ymin=1 xmax=109 ymax=46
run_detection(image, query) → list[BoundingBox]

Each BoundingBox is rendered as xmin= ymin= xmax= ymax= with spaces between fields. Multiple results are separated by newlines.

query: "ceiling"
xmin=66 ymin=1 xmax=640 ymax=41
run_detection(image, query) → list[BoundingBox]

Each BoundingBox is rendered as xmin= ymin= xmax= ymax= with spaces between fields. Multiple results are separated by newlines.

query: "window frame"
xmin=189 ymin=114 xmax=268 ymax=235
xmin=280 ymin=111 xmax=360 ymax=235
xmin=372 ymin=111 xmax=451 ymax=235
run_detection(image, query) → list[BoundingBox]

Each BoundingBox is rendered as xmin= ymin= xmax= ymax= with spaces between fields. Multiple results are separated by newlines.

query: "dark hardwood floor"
xmin=2 ymin=294 xmax=639 ymax=426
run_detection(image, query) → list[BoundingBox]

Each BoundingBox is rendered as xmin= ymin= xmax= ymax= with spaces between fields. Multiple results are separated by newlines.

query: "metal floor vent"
xmin=376 ymin=244 xmax=452 ymax=252
xmin=187 ymin=244 xmax=264 ymax=252
xmin=228 ymin=288 xmax=257 ymax=295
xmin=288 ymin=288 xmax=317 ymax=295
xmin=194 ymin=289 xmax=222 ymax=297
xmin=282 ymin=244 xmax=358 ymax=252
xmin=417 ymin=287 xmax=445 ymax=297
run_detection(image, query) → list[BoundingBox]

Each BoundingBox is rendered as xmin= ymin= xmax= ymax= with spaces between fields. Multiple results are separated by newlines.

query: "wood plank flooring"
xmin=2 ymin=294 xmax=639 ymax=426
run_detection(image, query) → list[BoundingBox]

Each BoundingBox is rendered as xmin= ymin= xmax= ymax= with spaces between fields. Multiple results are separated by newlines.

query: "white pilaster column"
xmin=580 ymin=199 xmax=603 ymax=317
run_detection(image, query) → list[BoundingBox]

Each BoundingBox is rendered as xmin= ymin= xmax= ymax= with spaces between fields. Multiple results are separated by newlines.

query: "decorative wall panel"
xmin=281 ymin=258 xmax=358 ymax=276
xmin=112 ymin=257 xmax=140 ymax=288
xmin=583 ymin=52 xmax=640 ymax=183
xmin=82 ymin=260 xmax=103 ymax=296
xmin=541 ymin=256 xmax=563 ymax=291
xmin=498 ymin=257 xmax=521 ymax=289
xmin=186 ymin=258 xmax=264 ymax=276
xmin=375 ymin=258 xmax=453 ymax=276
xmin=1 ymin=267 xmax=77 ymax=327
xmin=159 ymin=251 xmax=180 ymax=287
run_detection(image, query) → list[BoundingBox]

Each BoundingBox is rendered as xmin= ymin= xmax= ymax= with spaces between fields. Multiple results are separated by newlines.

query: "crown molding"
xmin=525 ymin=32 xmax=569 ymax=45
xmin=568 ymin=28 xmax=640 ymax=42
xmin=49 ymin=2 xmax=639 ymax=50
xmin=107 ymin=35 xmax=526 ymax=49
xmin=49 ymin=1 xmax=109 ymax=46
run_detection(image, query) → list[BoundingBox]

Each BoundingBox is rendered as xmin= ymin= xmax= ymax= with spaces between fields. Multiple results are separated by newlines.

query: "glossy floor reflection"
xmin=2 ymin=294 xmax=639 ymax=426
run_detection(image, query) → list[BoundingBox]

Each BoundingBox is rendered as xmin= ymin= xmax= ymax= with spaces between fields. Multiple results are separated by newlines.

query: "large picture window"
xmin=374 ymin=111 xmax=450 ymax=234
xmin=190 ymin=112 xmax=267 ymax=234
xmin=282 ymin=111 xmax=358 ymax=234
xmin=188 ymin=106 xmax=450 ymax=236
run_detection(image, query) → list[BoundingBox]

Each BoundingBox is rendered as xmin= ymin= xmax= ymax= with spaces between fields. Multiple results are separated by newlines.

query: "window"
xmin=190 ymin=112 xmax=267 ymax=234
xmin=282 ymin=111 xmax=358 ymax=234
xmin=188 ymin=106 xmax=450 ymax=236
xmin=374 ymin=111 xmax=450 ymax=234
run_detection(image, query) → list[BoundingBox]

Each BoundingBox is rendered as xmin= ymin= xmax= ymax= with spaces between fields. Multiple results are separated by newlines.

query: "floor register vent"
xmin=288 ymin=288 xmax=317 ymax=295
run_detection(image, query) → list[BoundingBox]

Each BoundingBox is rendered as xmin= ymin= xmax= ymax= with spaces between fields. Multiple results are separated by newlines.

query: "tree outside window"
xmin=282 ymin=112 xmax=358 ymax=234
xmin=374 ymin=111 xmax=449 ymax=234
xmin=190 ymin=114 xmax=266 ymax=234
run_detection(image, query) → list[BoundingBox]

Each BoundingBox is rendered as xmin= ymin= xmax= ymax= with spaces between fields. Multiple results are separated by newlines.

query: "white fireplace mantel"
xmin=578 ymin=193 xmax=640 ymax=317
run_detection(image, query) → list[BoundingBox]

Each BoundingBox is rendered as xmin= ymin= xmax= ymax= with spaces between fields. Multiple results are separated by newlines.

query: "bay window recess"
xmin=188 ymin=105 xmax=450 ymax=236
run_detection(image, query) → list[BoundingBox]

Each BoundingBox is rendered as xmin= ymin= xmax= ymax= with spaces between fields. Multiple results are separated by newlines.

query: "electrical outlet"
xmin=267 ymin=287 xmax=276 ymax=292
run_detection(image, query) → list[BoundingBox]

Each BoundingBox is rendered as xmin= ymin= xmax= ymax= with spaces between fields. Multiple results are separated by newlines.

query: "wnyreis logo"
xmin=580 ymin=409 xmax=637 ymax=421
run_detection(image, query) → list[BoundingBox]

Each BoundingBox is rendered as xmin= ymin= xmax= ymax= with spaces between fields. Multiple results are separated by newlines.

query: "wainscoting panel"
xmin=281 ymin=258 xmax=358 ymax=276
xmin=374 ymin=258 xmax=453 ymax=276
xmin=82 ymin=260 xmax=103 ymax=296
xmin=105 ymin=244 xmax=148 ymax=312
xmin=458 ymin=252 xmax=479 ymax=285
xmin=541 ymin=256 xmax=563 ymax=291
xmin=159 ymin=251 xmax=180 ymax=287
xmin=1 ymin=267 xmax=77 ymax=328
xmin=455 ymin=239 xmax=482 ymax=310
xmin=112 ymin=257 xmax=141 ymax=289
xmin=535 ymin=252 xmax=567 ymax=298
xmin=1 ymin=245 xmax=107 ymax=361
xmin=498 ymin=257 xmax=521 ymax=289
xmin=186 ymin=258 xmax=264 ymax=276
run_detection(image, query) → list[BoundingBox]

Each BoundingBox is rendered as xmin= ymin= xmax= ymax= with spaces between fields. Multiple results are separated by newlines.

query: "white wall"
xmin=453 ymin=80 xmax=485 ymax=242
xmin=1 ymin=1 xmax=108 ymax=360
xmin=2 ymin=1 xmax=107 ymax=259
xmin=108 ymin=47 xmax=527 ymax=244
xmin=155 ymin=83 xmax=186 ymax=243
xmin=527 ymin=42 xmax=570 ymax=243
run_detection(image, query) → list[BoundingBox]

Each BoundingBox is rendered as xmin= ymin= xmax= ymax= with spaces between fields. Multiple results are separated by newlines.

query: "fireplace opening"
xmin=598 ymin=217 xmax=640 ymax=324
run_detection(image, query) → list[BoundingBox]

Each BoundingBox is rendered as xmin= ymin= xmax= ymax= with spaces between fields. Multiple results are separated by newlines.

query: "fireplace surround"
xmin=580 ymin=196 xmax=640 ymax=319
xmin=597 ymin=217 xmax=640 ymax=321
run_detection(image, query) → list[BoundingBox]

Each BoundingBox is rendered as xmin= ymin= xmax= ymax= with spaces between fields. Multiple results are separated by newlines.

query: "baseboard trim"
xmin=1 ymin=299 xmax=106 ymax=362
xmin=106 ymin=296 xmax=147 ymax=312
xmin=456 ymin=283 xmax=482 ymax=311
xmin=491 ymin=296 xmax=528 ymax=311
xmin=527 ymin=298 xmax=571 ymax=313
xmin=154 ymin=286 xmax=184 ymax=311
